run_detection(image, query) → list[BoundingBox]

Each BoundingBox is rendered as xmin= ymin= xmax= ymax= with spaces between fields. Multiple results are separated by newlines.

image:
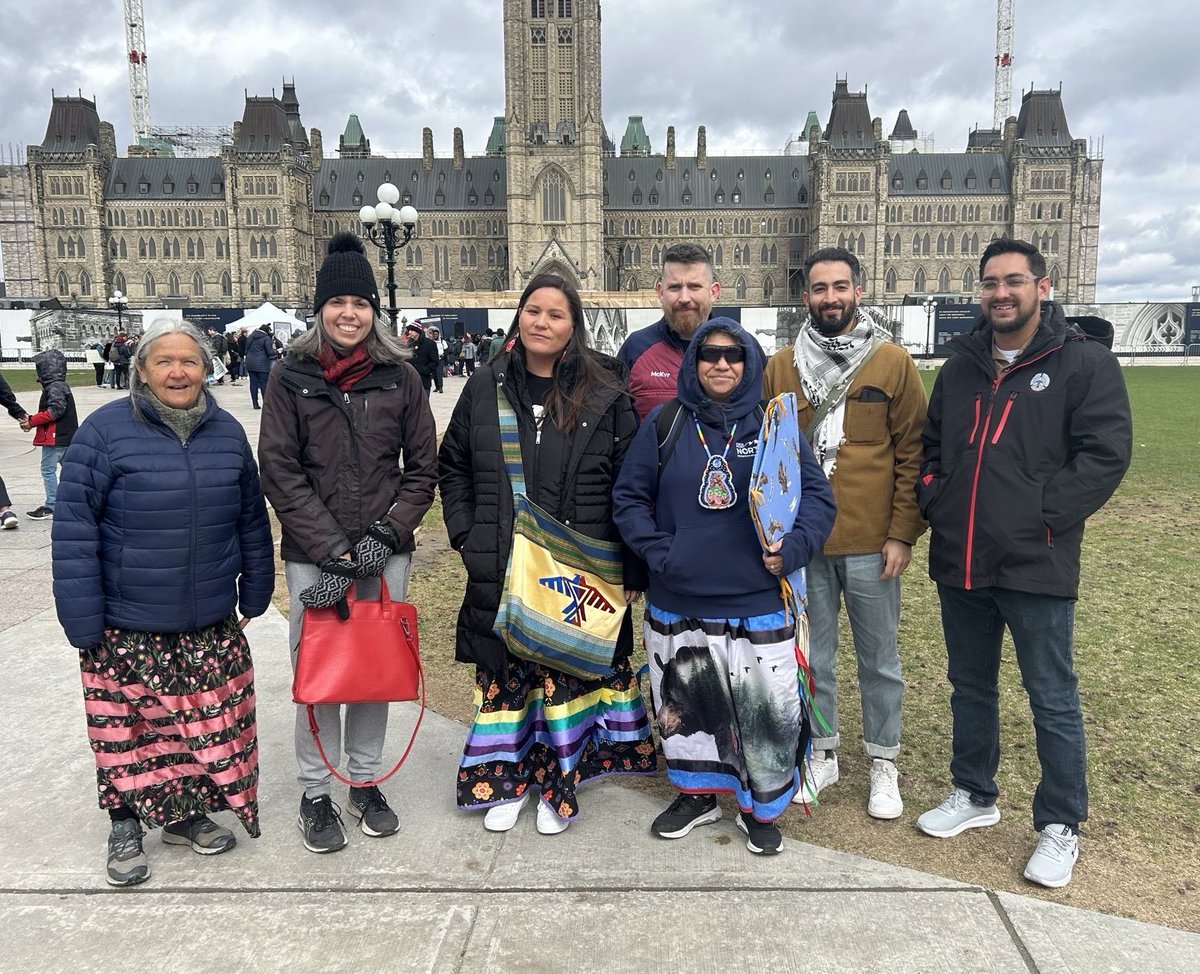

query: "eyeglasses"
xmin=696 ymin=344 xmax=744 ymax=364
xmin=979 ymin=274 xmax=1043 ymax=294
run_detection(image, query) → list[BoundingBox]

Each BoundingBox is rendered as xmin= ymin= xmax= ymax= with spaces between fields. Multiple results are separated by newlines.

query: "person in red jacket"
xmin=20 ymin=348 xmax=77 ymax=520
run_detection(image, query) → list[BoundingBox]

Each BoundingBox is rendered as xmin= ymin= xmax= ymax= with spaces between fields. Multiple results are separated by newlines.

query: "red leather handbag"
xmin=293 ymin=579 xmax=425 ymax=786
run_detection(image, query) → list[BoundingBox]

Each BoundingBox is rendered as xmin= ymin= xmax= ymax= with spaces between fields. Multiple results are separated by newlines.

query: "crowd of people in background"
xmin=12 ymin=234 xmax=1130 ymax=894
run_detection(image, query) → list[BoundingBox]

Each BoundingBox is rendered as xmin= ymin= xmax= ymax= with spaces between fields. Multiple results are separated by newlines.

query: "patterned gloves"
xmin=350 ymin=521 xmax=400 ymax=579
xmin=298 ymin=557 xmax=360 ymax=617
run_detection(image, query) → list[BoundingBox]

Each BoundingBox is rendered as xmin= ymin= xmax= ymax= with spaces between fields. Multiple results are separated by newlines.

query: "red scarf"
xmin=318 ymin=342 xmax=375 ymax=391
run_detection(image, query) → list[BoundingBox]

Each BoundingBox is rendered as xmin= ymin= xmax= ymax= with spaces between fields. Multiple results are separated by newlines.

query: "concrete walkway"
xmin=0 ymin=372 xmax=1195 ymax=973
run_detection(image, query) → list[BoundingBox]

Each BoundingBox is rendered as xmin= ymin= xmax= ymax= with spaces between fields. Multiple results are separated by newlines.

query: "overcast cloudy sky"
xmin=2 ymin=0 xmax=1196 ymax=302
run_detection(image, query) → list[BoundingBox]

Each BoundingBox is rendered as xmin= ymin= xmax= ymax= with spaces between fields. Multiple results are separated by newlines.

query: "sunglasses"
xmin=696 ymin=344 xmax=745 ymax=364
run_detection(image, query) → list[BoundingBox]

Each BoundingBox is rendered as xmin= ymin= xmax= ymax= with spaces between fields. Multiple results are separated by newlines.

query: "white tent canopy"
xmin=224 ymin=302 xmax=306 ymax=335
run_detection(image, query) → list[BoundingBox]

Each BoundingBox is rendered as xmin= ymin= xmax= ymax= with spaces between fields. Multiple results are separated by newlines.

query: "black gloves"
xmin=350 ymin=520 xmax=400 ymax=578
xmin=299 ymin=557 xmax=360 ymax=617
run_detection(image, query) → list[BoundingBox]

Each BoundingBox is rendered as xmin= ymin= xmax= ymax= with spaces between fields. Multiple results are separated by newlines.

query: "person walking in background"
xmin=258 ymin=232 xmax=437 ymax=855
xmin=88 ymin=340 xmax=106 ymax=387
xmin=438 ymin=273 xmax=656 ymax=836
xmin=462 ymin=331 xmax=477 ymax=375
xmin=20 ymin=348 xmax=77 ymax=521
xmin=112 ymin=332 xmax=132 ymax=390
xmin=915 ymin=239 xmax=1132 ymax=889
xmin=0 ymin=373 xmax=29 ymax=529
xmin=613 ymin=318 xmax=835 ymax=856
xmin=243 ymin=323 xmax=278 ymax=410
xmin=403 ymin=322 xmax=440 ymax=396
xmin=762 ymin=247 xmax=927 ymax=819
xmin=51 ymin=318 xmax=275 ymax=887
xmin=227 ymin=329 xmax=243 ymax=385
xmin=428 ymin=325 xmax=446 ymax=393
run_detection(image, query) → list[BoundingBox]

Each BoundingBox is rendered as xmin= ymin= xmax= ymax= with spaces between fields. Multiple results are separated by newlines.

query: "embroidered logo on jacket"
xmin=1029 ymin=372 xmax=1051 ymax=392
xmin=735 ymin=440 xmax=759 ymax=458
xmin=539 ymin=573 xmax=616 ymax=626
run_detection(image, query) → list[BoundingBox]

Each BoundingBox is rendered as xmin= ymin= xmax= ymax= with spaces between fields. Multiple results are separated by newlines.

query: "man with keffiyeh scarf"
xmin=763 ymin=247 xmax=927 ymax=821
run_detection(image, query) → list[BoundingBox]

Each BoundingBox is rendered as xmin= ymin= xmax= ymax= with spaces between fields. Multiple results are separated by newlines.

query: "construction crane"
xmin=993 ymin=0 xmax=1015 ymax=129
xmin=124 ymin=0 xmax=151 ymax=143
xmin=121 ymin=0 xmax=233 ymax=157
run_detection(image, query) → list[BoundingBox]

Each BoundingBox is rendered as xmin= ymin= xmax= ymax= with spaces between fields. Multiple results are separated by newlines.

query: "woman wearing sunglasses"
xmin=613 ymin=318 xmax=835 ymax=855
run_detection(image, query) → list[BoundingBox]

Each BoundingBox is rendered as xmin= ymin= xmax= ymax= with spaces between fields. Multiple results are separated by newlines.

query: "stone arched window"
xmin=541 ymin=169 xmax=566 ymax=223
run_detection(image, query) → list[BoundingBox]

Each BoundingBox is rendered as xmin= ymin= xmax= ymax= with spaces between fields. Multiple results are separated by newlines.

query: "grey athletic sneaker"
xmin=1023 ymin=824 xmax=1079 ymax=888
xmin=916 ymin=787 xmax=1001 ymax=838
xmin=106 ymin=819 xmax=150 ymax=887
xmin=162 ymin=815 xmax=237 ymax=855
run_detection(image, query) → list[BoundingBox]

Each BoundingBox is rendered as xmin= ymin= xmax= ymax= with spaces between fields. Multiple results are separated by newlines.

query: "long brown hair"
xmin=506 ymin=273 xmax=621 ymax=432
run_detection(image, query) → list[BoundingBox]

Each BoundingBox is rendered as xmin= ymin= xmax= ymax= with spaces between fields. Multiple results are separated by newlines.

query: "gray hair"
xmin=288 ymin=307 xmax=411 ymax=364
xmin=130 ymin=318 xmax=214 ymax=404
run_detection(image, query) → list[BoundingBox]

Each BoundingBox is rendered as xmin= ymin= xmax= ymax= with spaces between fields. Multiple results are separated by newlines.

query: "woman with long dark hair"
xmin=439 ymin=273 xmax=657 ymax=835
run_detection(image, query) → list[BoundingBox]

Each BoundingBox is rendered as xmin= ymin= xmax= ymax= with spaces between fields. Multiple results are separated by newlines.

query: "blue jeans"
xmin=40 ymin=445 xmax=65 ymax=507
xmin=248 ymin=370 xmax=269 ymax=408
xmin=937 ymin=583 xmax=1086 ymax=832
xmin=807 ymin=551 xmax=903 ymax=759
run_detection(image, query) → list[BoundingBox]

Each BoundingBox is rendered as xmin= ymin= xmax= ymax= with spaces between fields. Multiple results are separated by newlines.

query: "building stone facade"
xmin=12 ymin=0 xmax=1101 ymax=327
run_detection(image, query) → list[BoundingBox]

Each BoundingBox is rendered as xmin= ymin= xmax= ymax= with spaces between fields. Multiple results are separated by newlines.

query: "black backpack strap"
xmin=655 ymin=398 xmax=686 ymax=482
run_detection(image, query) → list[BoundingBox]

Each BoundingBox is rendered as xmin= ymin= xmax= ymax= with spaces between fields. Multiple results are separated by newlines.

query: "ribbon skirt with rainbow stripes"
xmin=80 ymin=613 xmax=260 ymax=836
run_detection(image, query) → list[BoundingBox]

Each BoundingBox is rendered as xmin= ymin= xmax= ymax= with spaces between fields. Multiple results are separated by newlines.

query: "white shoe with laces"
xmin=536 ymin=798 xmax=570 ymax=835
xmin=1023 ymin=824 xmax=1079 ymax=888
xmin=483 ymin=792 xmax=529 ymax=832
xmin=867 ymin=758 xmax=904 ymax=819
xmin=794 ymin=751 xmax=839 ymax=803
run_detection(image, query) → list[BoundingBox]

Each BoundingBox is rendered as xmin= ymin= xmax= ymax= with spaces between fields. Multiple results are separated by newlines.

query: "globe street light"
xmin=922 ymin=297 xmax=936 ymax=359
xmin=358 ymin=183 xmax=418 ymax=327
xmin=108 ymin=289 xmax=128 ymax=332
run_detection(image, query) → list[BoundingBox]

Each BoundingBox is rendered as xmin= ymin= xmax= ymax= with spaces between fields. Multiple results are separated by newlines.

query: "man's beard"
xmin=809 ymin=302 xmax=857 ymax=337
xmin=988 ymin=303 xmax=1037 ymax=334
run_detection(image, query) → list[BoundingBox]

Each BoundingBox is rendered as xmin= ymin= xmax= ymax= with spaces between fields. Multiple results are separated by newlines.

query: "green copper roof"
xmin=485 ymin=116 xmax=506 ymax=155
xmin=342 ymin=114 xmax=366 ymax=146
xmin=803 ymin=110 xmax=820 ymax=136
xmin=620 ymin=115 xmax=651 ymax=156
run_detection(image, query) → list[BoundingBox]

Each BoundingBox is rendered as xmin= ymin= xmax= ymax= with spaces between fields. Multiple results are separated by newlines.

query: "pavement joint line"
xmin=986 ymin=889 xmax=1042 ymax=974
xmin=452 ymin=906 xmax=481 ymax=974
xmin=2 ymin=884 xmax=989 ymax=897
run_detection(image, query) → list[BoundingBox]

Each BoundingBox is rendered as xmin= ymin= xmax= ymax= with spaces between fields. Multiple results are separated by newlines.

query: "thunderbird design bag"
xmin=492 ymin=385 xmax=626 ymax=680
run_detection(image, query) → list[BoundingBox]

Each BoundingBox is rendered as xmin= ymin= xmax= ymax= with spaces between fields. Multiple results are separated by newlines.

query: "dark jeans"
xmin=248 ymin=370 xmax=269 ymax=407
xmin=938 ymin=583 xmax=1086 ymax=832
xmin=93 ymin=363 xmax=105 ymax=386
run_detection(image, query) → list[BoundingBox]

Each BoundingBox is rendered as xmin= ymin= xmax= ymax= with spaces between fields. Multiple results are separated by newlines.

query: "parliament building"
xmin=15 ymin=0 xmax=1101 ymax=327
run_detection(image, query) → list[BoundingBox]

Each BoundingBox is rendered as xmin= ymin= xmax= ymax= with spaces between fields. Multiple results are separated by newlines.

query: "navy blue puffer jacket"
xmin=51 ymin=394 xmax=275 ymax=648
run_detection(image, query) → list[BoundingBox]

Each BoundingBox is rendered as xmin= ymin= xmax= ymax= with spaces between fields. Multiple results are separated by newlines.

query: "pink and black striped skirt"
xmin=79 ymin=613 xmax=260 ymax=837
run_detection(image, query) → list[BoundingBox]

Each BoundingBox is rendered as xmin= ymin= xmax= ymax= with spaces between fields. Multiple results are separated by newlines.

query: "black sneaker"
xmin=347 ymin=785 xmax=400 ymax=837
xmin=737 ymin=812 xmax=783 ymax=856
xmin=106 ymin=819 xmax=151 ymax=887
xmin=651 ymin=793 xmax=722 ymax=839
xmin=298 ymin=794 xmax=348 ymax=853
xmin=25 ymin=505 xmax=53 ymax=520
xmin=0 ymin=511 xmax=17 ymax=530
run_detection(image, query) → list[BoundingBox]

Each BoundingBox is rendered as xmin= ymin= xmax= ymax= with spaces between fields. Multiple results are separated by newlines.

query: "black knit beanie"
xmin=314 ymin=231 xmax=380 ymax=316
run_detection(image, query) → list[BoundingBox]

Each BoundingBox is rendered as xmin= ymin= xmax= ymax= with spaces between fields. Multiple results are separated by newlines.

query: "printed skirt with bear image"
xmin=644 ymin=603 xmax=805 ymax=822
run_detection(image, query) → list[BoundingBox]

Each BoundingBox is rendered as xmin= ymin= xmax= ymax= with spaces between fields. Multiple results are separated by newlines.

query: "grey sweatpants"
xmin=286 ymin=555 xmax=413 ymax=797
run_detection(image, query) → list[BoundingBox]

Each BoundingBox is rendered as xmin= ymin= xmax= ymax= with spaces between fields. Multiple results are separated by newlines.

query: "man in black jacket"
xmin=404 ymin=323 xmax=440 ymax=396
xmin=914 ymin=240 xmax=1132 ymax=890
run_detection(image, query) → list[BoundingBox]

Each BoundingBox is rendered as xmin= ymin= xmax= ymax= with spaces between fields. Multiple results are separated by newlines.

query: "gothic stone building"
xmin=22 ymin=0 xmax=1100 ymax=318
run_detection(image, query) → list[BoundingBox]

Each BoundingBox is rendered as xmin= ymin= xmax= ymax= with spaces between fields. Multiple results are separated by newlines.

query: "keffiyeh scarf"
xmin=793 ymin=315 xmax=875 ymax=476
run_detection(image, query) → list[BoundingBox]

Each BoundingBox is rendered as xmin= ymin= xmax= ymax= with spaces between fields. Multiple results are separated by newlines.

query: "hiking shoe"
xmin=650 ymin=793 xmax=721 ymax=839
xmin=347 ymin=785 xmax=399 ymax=837
xmin=0 ymin=511 xmax=17 ymax=529
xmin=916 ymin=788 xmax=1001 ymax=838
xmin=794 ymin=750 xmax=839 ymax=803
xmin=536 ymin=798 xmax=570 ymax=835
xmin=1023 ymin=824 xmax=1079 ymax=888
xmin=737 ymin=812 xmax=783 ymax=856
xmin=162 ymin=815 xmax=237 ymax=855
xmin=867 ymin=758 xmax=904 ymax=820
xmin=483 ymin=792 xmax=529 ymax=832
xmin=25 ymin=505 xmax=53 ymax=520
xmin=298 ymin=794 xmax=348 ymax=853
xmin=106 ymin=819 xmax=150 ymax=887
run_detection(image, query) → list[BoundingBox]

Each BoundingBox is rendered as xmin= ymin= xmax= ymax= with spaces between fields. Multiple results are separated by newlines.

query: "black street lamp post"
xmin=922 ymin=297 xmax=936 ymax=359
xmin=358 ymin=183 xmax=418 ymax=327
xmin=108 ymin=289 xmax=128 ymax=331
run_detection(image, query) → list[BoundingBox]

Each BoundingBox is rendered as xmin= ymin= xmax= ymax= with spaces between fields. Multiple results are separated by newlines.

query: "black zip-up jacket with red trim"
xmin=917 ymin=301 xmax=1131 ymax=599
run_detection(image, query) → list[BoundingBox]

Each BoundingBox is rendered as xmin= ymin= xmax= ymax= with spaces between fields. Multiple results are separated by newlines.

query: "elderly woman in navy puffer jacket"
xmin=51 ymin=318 xmax=274 ymax=889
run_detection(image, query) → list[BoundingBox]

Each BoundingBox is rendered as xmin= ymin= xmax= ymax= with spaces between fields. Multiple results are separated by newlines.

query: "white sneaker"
xmin=1023 ymin=824 xmax=1078 ymax=888
xmin=916 ymin=787 xmax=1001 ymax=838
xmin=536 ymin=798 xmax=570 ymax=835
xmin=794 ymin=751 xmax=839 ymax=803
xmin=483 ymin=792 xmax=529 ymax=832
xmin=867 ymin=759 xmax=904 ymax=819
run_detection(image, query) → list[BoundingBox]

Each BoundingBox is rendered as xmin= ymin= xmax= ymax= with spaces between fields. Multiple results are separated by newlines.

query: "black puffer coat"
xmin=438 ymin=350 xmax=641 ymax=673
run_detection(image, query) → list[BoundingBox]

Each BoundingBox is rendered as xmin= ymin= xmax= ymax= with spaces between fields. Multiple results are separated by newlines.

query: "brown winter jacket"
xmin=763 ymin=339 xmax=927 ymax=555
xmin=258 ymin=352 xmax=438 ymax=565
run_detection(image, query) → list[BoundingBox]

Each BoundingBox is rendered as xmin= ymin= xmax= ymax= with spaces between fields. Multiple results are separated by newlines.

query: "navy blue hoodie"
xmin=613 ymin=318 xmax=835 ymax=618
